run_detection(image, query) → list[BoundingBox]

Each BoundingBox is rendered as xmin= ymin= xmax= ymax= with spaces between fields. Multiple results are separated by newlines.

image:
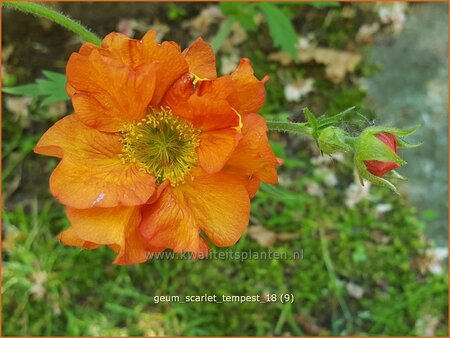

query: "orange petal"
xmin=197 ymin=129 xmax=241 ymax=174
xmin=160 ymin=73 xmax=195 ymax=108
xmin=183 ymin=38 xmax=217 ymax=80
xmin=227 ymin=58 xmax=266 ymax=115
xmin=68 ymin=30 xmax=189 ymax=121
xmin=197 ymin=59 xmax=266 ymax=115
xmin=101 ymin=32 xmax=145 ymax=67
xmin=57 ymin=226 xmax=99 ymax=249
xmin=66 ymin=50 xmax=158 ymax=132
xmin=172 ymin=94 xmax=242 ymax=173
xmin=225 ymin=113 xmax=279 ymax=198
xmin=172 ymin=94 xmax=239 ymax=132
xmin=176 ymin=170 xmax=251 ymax=247
xmin=241 ymin=176 xmax=262 ymax=198
xmin=34 ymin=115 xmax=156 ymax=209
xmin=197 ymin=76 xmax=234 ymax=99
xmin=79 ymin=41 xmax=111 ymax=57
xmin=67 ymin=206 xmax=148 ymax=265
xmin=139 ymin=31 xmax=189 ymax=106
xmin=147 ymin=180 xmax=170 ymax=204
xmin=140 ymin=186 xmax=203 ymax=253
xmin=195 ymin=236 xmax=210 ymax=259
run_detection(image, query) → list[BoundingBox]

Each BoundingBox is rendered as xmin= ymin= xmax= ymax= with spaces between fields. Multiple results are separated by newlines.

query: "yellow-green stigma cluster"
xmin=120 ymin=108 xmax=200 ymax=186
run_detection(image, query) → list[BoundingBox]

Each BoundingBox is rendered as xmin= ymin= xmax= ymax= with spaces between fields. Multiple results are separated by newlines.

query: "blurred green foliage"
xmin=213 ymin=2 xmax=299 ymax=60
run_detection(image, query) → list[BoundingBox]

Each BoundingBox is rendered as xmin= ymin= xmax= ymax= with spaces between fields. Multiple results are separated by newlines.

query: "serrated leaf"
xmin=2 ymin=83 xmax=40 ymax=96
xmin=2 ymin=70 xmax=69 ymax=107
xmin=259 ymin=3 xmax=299 ymax=61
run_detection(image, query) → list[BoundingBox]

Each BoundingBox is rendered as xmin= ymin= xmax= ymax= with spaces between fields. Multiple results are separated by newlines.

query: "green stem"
xmin=2 ymin=1 xmax=102 ymax=46
xmin=267 ymin=120 xmax=313 ymax=136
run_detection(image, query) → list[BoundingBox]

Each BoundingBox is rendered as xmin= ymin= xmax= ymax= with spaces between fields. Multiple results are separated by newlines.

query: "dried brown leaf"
xmin=248 ymin=225 xmax=299 ymax=247
xmin=269 ymin=47 xmax=362 ymax=84
xmin=248 ymin=225 xmax=277 ymax=247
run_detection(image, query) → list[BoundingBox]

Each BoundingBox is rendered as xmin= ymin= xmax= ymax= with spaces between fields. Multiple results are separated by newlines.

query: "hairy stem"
xmin=3 ymin=1 xmax=102 ymax=46
xmin=267 ymin=120 xmax=313 ymax=136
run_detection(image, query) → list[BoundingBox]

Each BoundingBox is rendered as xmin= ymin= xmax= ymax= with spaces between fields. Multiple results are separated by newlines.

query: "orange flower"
xmin=35 ymin=30 xmax=280 ymax=265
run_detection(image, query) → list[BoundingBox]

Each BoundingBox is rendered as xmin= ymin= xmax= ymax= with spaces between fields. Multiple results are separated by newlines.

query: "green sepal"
xmin=384 ymin=170 xmax=408 ymax=181
xmin=317 ymin=106 xmax=357 ymax=129
xmin=303 ymin=107 xmax=319 ymax=139
xmin=357 ymin=132 xmax=407 ymax=165
xmin=397 ymin=138 xmax=423 ymax=149
xmin=363 ymin=125 xmax=421 ymax=137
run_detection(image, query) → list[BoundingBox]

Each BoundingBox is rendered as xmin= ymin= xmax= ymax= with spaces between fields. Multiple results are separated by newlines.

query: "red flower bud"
xmin=364 ymin=132 xmax=400 ymax=177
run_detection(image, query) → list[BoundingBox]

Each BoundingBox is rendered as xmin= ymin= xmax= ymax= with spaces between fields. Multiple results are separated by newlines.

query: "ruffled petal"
xmin=172 ymin=94 xmax=242 ymax=173
xmin=101 ymin=32 xmax=145 ymax=67
xmin=227 ymin=58 xmax=266 ymax=115
xmin=140 ymin=186 xmax=202 ymax=253
xmin=197 ymin=76 xmax=234 ymax=99
xmin=57 ymin=226 xmax=99 ymax=249
xmin=140 ymin=170 xmax=250 ymax=251
xmin=198 ymin=58 xmax=266 ymax=115
xmin=66 ymin=206 xmax=148 ymax=265
xmin=67 ymin=50 xmax=158 ymax=132
xmin=160 ymin=73 xmax=195 ymax=108
xmin=225 ymin=113 xmax=279 ymax=198
xmin=172 ymin=94 xmax=239 ymax=131
xmin=101 ymin=30 xmax=189 ymax=93
xmin=177 ymin=170 xmax=251 ymax=247
xmin=139 ymin=31 xmax=189 ymax=105
xmin=197 ymin=129 xmax=241 ymax=174
xmin=183 ymin=38 xmax=217 ymax=80
xmin=67 ymin=30 xmax=190 ymax=131
xmin=34 ymin=115 xmax=156 ymax=209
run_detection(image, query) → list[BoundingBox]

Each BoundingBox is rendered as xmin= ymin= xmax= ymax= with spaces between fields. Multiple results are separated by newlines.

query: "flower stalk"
xmin=267 ymin=107 xmax=421 ymax=193
xmin=2 ymin=1 xmax=102 ymax=46
xmin=266 ymin=120 xmax=313 ymax=136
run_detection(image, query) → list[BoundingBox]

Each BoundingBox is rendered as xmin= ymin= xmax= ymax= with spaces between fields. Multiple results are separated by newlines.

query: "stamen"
xmin=120 ymin=107 xmax=200 ymax=186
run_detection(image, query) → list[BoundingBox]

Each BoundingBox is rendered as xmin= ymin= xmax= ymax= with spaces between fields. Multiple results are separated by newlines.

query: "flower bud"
xmin=354 ymin=126 xmax=420 ymax=193
xmin=364 ymin=132 xmax=400 ymax=177
xmin=318 ymin=126 xmax=353 ymax=155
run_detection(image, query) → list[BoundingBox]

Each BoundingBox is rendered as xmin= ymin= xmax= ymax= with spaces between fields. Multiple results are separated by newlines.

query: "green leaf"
xmin=210 ymin=18 xmax=235 ymax=53
xmin=2 ymin=70 xmax=69 ymax=106
xmin=259 ymin=3 xmax=299 ymax=61
xmin=2 ymin=83 xmax=39 ymax=96
xmin=220 ymin=2 xmax=258 ymax=31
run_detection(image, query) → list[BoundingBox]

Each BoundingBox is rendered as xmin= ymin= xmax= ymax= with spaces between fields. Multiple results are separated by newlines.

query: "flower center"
xmin=120 ymin=108 xmax=200 ymax=186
